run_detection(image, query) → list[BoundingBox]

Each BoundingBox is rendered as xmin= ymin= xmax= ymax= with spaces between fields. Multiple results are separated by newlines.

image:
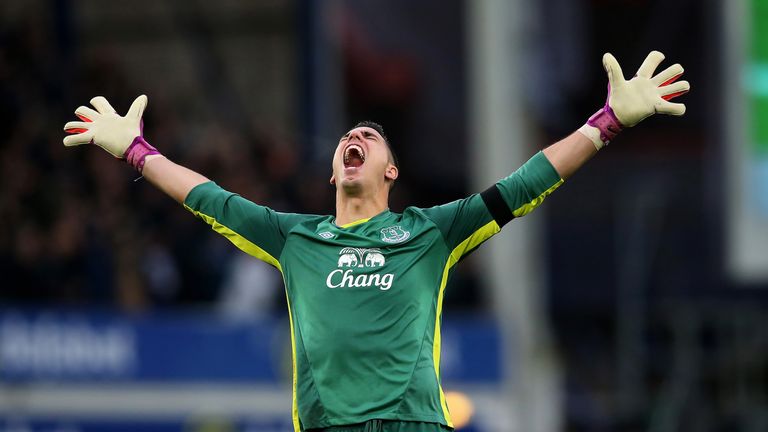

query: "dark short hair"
xmin=353 ymin=121 xmax=399 ymax=169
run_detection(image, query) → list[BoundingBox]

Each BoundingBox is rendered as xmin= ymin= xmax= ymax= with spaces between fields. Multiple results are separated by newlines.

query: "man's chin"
xmin=339 ymin=178 xmax=365 ymax=196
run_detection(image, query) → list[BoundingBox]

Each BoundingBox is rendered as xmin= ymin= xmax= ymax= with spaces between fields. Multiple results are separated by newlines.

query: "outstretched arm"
xmin=469 ymin=50 xmax=690 ymax=230
xmin=63 ymin=95 xmax=208 ymax=203
xmin=543 ymin=50 xmax=689 ymax=180
xmin=542 ymin=131 xmax=597 ymax=181
xmin=142 ymin=156 xmax=208 ymax=204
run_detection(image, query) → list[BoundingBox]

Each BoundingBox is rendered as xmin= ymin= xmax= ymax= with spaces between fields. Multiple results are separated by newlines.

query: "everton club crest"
xmin=380 ymin=225 xmax=410 ymax=243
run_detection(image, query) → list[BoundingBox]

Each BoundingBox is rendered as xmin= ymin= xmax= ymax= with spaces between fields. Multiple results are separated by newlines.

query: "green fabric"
xmin=494 ymin=151 xmax=563 ymax=217
xmin=308 ymin=420 xmax=452 ymax=431
xmin=184 ymin=182 xmax=317 ymax=265
xmin=279 ymin=204 xmax=493 ymax=429
xmin=182 ymin=152 xmax=562 ymax=430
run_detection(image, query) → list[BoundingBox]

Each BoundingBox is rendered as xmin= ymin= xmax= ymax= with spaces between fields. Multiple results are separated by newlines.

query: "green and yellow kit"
xmin=184 ymin=152 xmax=562 ymax=431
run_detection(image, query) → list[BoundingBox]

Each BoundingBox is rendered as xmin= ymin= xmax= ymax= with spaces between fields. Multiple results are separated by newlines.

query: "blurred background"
xmin=0 ymin=0 xmax=766 ymax=431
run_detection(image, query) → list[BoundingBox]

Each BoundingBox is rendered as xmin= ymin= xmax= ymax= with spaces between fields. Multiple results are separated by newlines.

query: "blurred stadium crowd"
xmin=0 ymin=3 xmax=312 ymax=314
xmin=0 ymin=1 xmax=477 ymax=315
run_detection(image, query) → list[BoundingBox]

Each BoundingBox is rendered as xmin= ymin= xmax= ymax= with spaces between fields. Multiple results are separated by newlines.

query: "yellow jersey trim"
xmin=284 ymin=285 xmax=300 ymax=432
xmin=433 ymin=219 xmax=501 ymax=427
xmin=183 ymin=204 xmax=282 ymax=271
xmin=511 ymin=179 xmax=564 ymax=218
xmin=337 ymin=217 xmax=372 ymax=228
xmin=185 ymin=204 xmax=299 ymax=428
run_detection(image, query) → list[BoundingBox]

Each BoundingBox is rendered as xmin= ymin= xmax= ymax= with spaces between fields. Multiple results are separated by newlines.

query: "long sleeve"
xmin=183 ymin=181 xmax=313 ymax=270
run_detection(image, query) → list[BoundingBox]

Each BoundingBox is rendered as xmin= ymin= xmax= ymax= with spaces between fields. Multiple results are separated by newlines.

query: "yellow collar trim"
xmin=337 ymin=217 xmax=372 ymax=228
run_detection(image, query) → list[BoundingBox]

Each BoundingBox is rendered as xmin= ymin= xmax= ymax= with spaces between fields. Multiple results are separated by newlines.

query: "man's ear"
xmin=330 ymin=174 xmax=336 ymax=185
xmin=385 ymin=164 xmax=398 ymax=182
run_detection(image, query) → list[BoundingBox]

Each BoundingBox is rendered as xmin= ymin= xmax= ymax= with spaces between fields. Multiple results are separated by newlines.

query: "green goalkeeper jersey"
xmin=183 ymin=152 xmax=562 ymax=431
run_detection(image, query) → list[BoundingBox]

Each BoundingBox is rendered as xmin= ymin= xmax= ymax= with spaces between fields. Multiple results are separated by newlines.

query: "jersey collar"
xmin=334 ymin=209 xmax=391 ymax=229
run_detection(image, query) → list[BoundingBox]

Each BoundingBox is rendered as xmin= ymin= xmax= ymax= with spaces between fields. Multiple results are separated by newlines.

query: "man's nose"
xmin=348 ymin=130 xmax=363 ymax=141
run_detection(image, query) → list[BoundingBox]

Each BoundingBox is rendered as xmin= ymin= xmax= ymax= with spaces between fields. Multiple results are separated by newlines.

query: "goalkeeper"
xmin=63 ymin=51 xmax=688 ymax=432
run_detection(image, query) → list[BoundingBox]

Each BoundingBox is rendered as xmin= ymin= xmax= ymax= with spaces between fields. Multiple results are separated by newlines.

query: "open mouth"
xmin=343 ymin=144 xmax=365 ymax=168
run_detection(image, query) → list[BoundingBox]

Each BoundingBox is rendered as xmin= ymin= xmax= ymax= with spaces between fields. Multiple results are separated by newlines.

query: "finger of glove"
xmin=656 ymin=101 xmax=686 ymax=116
xmin=63 ymin=130 xmax=95 ymax=146
xmin=64 ymin=121 xmax=91 ymax=134
xmin=603 ymin=53 xmax=625 ymax=87
xmin=652 ymin=63 xmax=684 ymax=86
xmin=75 ymin=106 xmax=100 ymax=122
xmin=658 ymin=80 xmax=690 ymax=100
xmin=636 ymin=51 xmax=665 ymax=78
xmin=126 ymin=94 xmax=148 ymax=119
xmin=90 ymin=96 xmax=117 ymax=114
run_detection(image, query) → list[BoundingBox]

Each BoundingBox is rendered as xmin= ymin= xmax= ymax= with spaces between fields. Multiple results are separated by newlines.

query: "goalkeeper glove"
xmin=63 ymin=95 xmax=160 ymax=172
xmin=579 ymin=50 xmax=690 ymax=150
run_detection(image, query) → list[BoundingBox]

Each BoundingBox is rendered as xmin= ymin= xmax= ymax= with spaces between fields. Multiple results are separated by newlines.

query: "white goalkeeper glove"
xmin=63 ymin=95 xmax=160 ymax=172
xmin=579 ymin=51 xmax=690 ymax=150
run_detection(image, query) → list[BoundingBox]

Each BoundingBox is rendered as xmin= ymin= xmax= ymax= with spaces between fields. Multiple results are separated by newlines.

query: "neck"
xmin=335 ymin=190 xmax=389 ymax=227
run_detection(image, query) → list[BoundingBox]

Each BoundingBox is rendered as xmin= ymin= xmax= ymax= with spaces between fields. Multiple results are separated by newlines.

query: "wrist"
xmin=144 ymin=154 xmax=164 ymax=163
xmin=577 ymin=124 xmax=604 ymax=151
xmin=124 ymin=136 xmax=161 ymax=173
xmin=583 ymin=104 xmax=624 ymax=150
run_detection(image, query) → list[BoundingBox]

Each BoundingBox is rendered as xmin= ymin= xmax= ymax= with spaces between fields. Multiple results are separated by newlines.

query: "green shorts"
xmin=306 ymin=419 xmax=453 ymax=432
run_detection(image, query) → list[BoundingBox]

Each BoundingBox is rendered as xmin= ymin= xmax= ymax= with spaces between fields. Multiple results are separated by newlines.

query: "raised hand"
xmin=64 ymin=95 xmax=159 ymax=172
xmin=580 ymin=51 xmax=690 ymax=149
xmin=604 ymin=51 xmax=689 ymax=126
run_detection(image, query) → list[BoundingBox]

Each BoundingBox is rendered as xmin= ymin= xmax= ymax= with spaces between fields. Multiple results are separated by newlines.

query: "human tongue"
xmin=347 ymin=154 xmax=364 ymax=168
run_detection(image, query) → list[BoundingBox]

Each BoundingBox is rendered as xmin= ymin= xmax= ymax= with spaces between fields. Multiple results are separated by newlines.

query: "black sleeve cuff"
xmin=480 ymin=184 xmax=513 ymax=227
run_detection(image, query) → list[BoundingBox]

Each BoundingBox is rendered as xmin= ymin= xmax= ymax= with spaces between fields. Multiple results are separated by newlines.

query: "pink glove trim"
xmin=124 ymin=136 xmax=160 ymax=173
xmin=587 ymin=84 xmax=624 ymax=146
xmin=587 ymin=105 xmax=623 ymax=145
